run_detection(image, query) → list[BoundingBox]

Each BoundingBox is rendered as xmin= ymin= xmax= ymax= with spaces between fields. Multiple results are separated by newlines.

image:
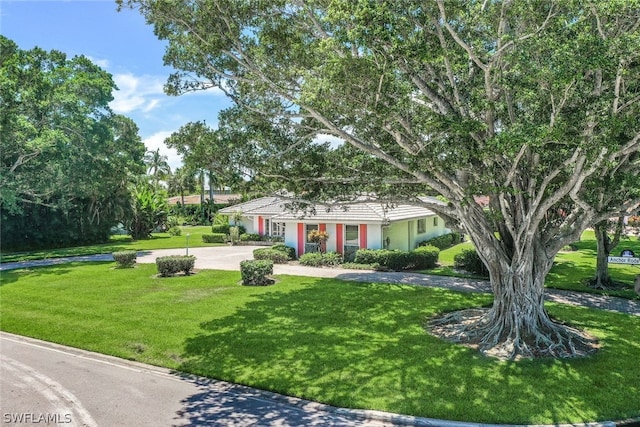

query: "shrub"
xmin=341 ymin=262 xmax=383 ymax=271
xmin=419 ymin=232 xmax=462 ymax=250
xmin=253 ymin=248 xmax=290 ymax=264
xmin=113 ymin=250 xmax=137 ymax=268
xmin=299 ymin=251 xmax=343 ymax=267
xmin=156 ymin=255 xmax=196 ymax=277
xmin=240 ymin=233 xmax=263 ymax=242
xmin=240 ymin=259 xmax=273 ymax=285
xmin=202 ymin=233 xmax=226 ymax=243
xmin=211 ymin=224 xmax=230 ymax=234
xmin=354 ymin=248 xmax=438 ymax=270
xmin=454 ymin=248 xmax=489 ymax=277
xmin=353 ymin=249 xmax=380 ymax=265
xmin=413 ymin=245 xmax=440 ymax=269
xmin=229 ymin=226 xmax=241 ymax=244
xmin=168 ymin=226 xmax=182 ymax=236
xmin=271 ymin=243 xmax=296 ymax=260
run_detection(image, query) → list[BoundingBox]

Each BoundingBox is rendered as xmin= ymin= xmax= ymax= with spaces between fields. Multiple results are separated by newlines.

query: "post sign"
xmin=609 ymin=249 xmax=640 ymax=265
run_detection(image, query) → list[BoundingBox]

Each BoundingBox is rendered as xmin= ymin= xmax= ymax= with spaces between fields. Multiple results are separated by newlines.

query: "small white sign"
xmin=608 ymin=256 xmax=640 ymax=265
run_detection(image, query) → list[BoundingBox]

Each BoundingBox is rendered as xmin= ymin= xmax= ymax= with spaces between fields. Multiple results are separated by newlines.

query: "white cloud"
xmin=110 ymin=73 xmax=165 ymax=114
xmin=88 ymin=56 xmax=110 ymax=69
xmin=143 ymin=131 xmax=182 ymax=172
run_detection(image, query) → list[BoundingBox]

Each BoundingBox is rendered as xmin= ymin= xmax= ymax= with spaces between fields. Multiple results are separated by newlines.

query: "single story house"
xmin=218 ymin=196 xmax=450 ymax=258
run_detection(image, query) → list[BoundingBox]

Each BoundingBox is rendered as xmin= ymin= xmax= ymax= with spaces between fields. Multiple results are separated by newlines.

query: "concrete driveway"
xmin=136 ymin=245 xmax=260 ymax=271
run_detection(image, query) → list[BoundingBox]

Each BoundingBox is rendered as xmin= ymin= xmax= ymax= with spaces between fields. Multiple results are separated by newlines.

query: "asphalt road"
xmin=0 ymin=333 xmax=403 ymax=427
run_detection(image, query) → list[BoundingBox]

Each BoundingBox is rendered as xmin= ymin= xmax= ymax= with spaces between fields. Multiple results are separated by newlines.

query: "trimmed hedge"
xmin=253 ymin=248 xmax=290 ymax=264
xmin=240 ymin=259 xmax=274 ymax=285
xmin=454 ymin=248 xmax=489 ymax=277
xmin=156 ymin=255 xmax=196 ymax=277
xmin=212 ymin=224 xmax=246 ymax=234
xmin=271 ymin=243 xmax=296 ymax=260
xmin=240 ymin=233 xmax=263 ymax=242
xmin=298 ymin=251 xmax=343 ymax=267
xmin=418 ymin=232 xmax=462 ymax=250
xmin=341 ymin=262 xmax=382 ymax=271
xmin=202 ymin=233 xmax=226 ymax=243
xmin=354 ymin=247 xmax=440 ymax=271
xmin=113 ymin=250 xmax=137 ymax=268
xmin=413 ymin=245 xmax=440 ymax=269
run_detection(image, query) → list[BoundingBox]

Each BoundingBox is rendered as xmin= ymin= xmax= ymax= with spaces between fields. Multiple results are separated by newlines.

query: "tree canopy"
xmin=1 ymin=36 xmax=145 ymax=249
xmin=121 ymin=0 xmax=640 ymax=359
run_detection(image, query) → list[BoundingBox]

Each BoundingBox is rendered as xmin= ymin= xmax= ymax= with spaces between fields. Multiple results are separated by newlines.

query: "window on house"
xmin=306 ymin=224 xmax=319 ymax=242
xmin=271 ymin=222 xmax=285 ymax=237
xmin=345 ymin=224 xmax=359 ymax=246
xmin=433 ymin=217 xmax=438 ymax=227
xmin=417 ymin=218 xmax=426 ymax=234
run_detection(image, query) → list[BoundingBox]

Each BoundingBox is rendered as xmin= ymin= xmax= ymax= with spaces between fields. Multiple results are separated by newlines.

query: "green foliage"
xmin=240 ymin=259 xmax=273 ymax=285
xmin=168 ymin=226 xmax=182 ymax=236
xmin=299 ymin=251 xmax=343 ymax=267
xmin=125 ymin=180 xmax=168 ymax=240
xmin=202 ymin=233 xmax=226 ymax=243
xmin=240 ymin=233 xmax=263 ymax=242
xmin=229 ymin=226 xmax=241 ymax=244
xmin=155 ymin=255 xmax=196 ymax=277
xmin=454 ymin=249 xmax=489 ymax=277
xmin=354 ymin=248 xmax=439 ymax=270
xmin=341 ymin=262 xmax=382 ymax=271
xmin=0 ymin=37 xmax=145 ymax=250
xmin=419 ymin=233 xmax=462 ymax=250
xmin=211 ymin=223 xmax=231 ymax=234
xmin=253 ymin=248 xmax=289 ymax=264
xmin=112 ymin=250 xmax=137 ymax=268
xmin=271 ymin=243 xmax=297 ymax=260
xmin=413 ymin=245 xmax=440 ymax=269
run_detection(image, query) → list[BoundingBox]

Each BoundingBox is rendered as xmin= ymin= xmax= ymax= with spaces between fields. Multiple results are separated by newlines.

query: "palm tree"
xmin=167 ymin=167 xmax=197 ymax=207
xmin=144 ymin=148 xmax=171 ymax=185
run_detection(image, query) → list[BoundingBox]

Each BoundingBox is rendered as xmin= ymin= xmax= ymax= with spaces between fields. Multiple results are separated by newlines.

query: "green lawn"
xmin=1 ymin=262 xmax=638 ymax=425
xmin=0 ymin=226 xmax=220 ymax=263
xmin=429 ymin=232 xmax=639 ymax=299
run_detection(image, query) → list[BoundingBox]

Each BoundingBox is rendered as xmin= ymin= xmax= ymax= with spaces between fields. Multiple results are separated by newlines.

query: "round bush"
xmin=454 ymin=248 xmax=489 ymax=277
xmin=271 ymin=243 xmax=297 ymax=260
xmin=240 ymin=259 xmax=274 ymax=285
xmin=253 ymin=248 xmax=290 ymax=264
xmin=413 ymin=245 xmax=440 ymax=269
xmin=113 ymin=250 xmax=137 ymax=268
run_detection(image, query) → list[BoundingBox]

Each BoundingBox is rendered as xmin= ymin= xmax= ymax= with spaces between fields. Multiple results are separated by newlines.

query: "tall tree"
xmin=592 ymin=216 xmax=628 ymax=289
xmin=120 ymin=1 xmax=640 ymax=359
xmin=164 ymin=121 xmax=243 ymax=194
xmin=167 ymin=166 xmax=197 ymax=206
xmin=144 ymin=148 xmax=171 ymax=185
xmin=1 ymin=36 xmax=145 ymax=249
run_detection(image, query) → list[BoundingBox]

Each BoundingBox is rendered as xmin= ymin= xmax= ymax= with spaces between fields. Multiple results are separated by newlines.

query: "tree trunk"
xmin=593 ymin=222 xmax=611 ymax=289
xmin=429 ymin=226 xmax=597 ymax=359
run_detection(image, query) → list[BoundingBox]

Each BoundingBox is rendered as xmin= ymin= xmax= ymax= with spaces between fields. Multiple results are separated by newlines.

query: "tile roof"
xmin=219 ymin=196 xmax=439 ymax=223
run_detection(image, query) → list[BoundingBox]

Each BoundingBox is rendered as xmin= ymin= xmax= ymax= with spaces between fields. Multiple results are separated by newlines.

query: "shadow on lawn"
xmin=0 ymin=261 xmax=111 ymax=286
xmin=175 ymin=278 xmax=639 ymax=425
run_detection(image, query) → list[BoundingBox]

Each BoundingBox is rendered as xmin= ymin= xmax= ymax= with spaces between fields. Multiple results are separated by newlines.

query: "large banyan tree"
xmin=119 ymin=0 xmax=640 ymax=359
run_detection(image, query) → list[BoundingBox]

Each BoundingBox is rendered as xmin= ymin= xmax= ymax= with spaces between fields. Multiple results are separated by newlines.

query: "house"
xmin=218 ymin=196 xmax=450 ymax=259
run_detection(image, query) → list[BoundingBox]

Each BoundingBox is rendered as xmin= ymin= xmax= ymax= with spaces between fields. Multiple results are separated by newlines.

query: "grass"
xmin=425 ymin=232 xmax=639 ymax=299
xmin=1 ymin=262 xmax=638 ymax=424
xmin=0 ymin=226 xmax=221 ymax=263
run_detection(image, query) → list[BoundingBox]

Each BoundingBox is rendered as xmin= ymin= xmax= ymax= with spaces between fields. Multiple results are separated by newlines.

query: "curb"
xmin=2 ymin=332 xmax=637 ymax=427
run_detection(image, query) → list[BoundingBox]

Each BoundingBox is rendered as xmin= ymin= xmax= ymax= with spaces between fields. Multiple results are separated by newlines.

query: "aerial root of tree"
xmin=427 ymin=308 xmax=599 ymax=360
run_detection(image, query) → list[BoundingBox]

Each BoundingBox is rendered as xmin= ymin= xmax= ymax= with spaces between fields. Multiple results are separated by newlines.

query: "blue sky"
xmin=1 ymin=0 xmax=233 ymax=171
